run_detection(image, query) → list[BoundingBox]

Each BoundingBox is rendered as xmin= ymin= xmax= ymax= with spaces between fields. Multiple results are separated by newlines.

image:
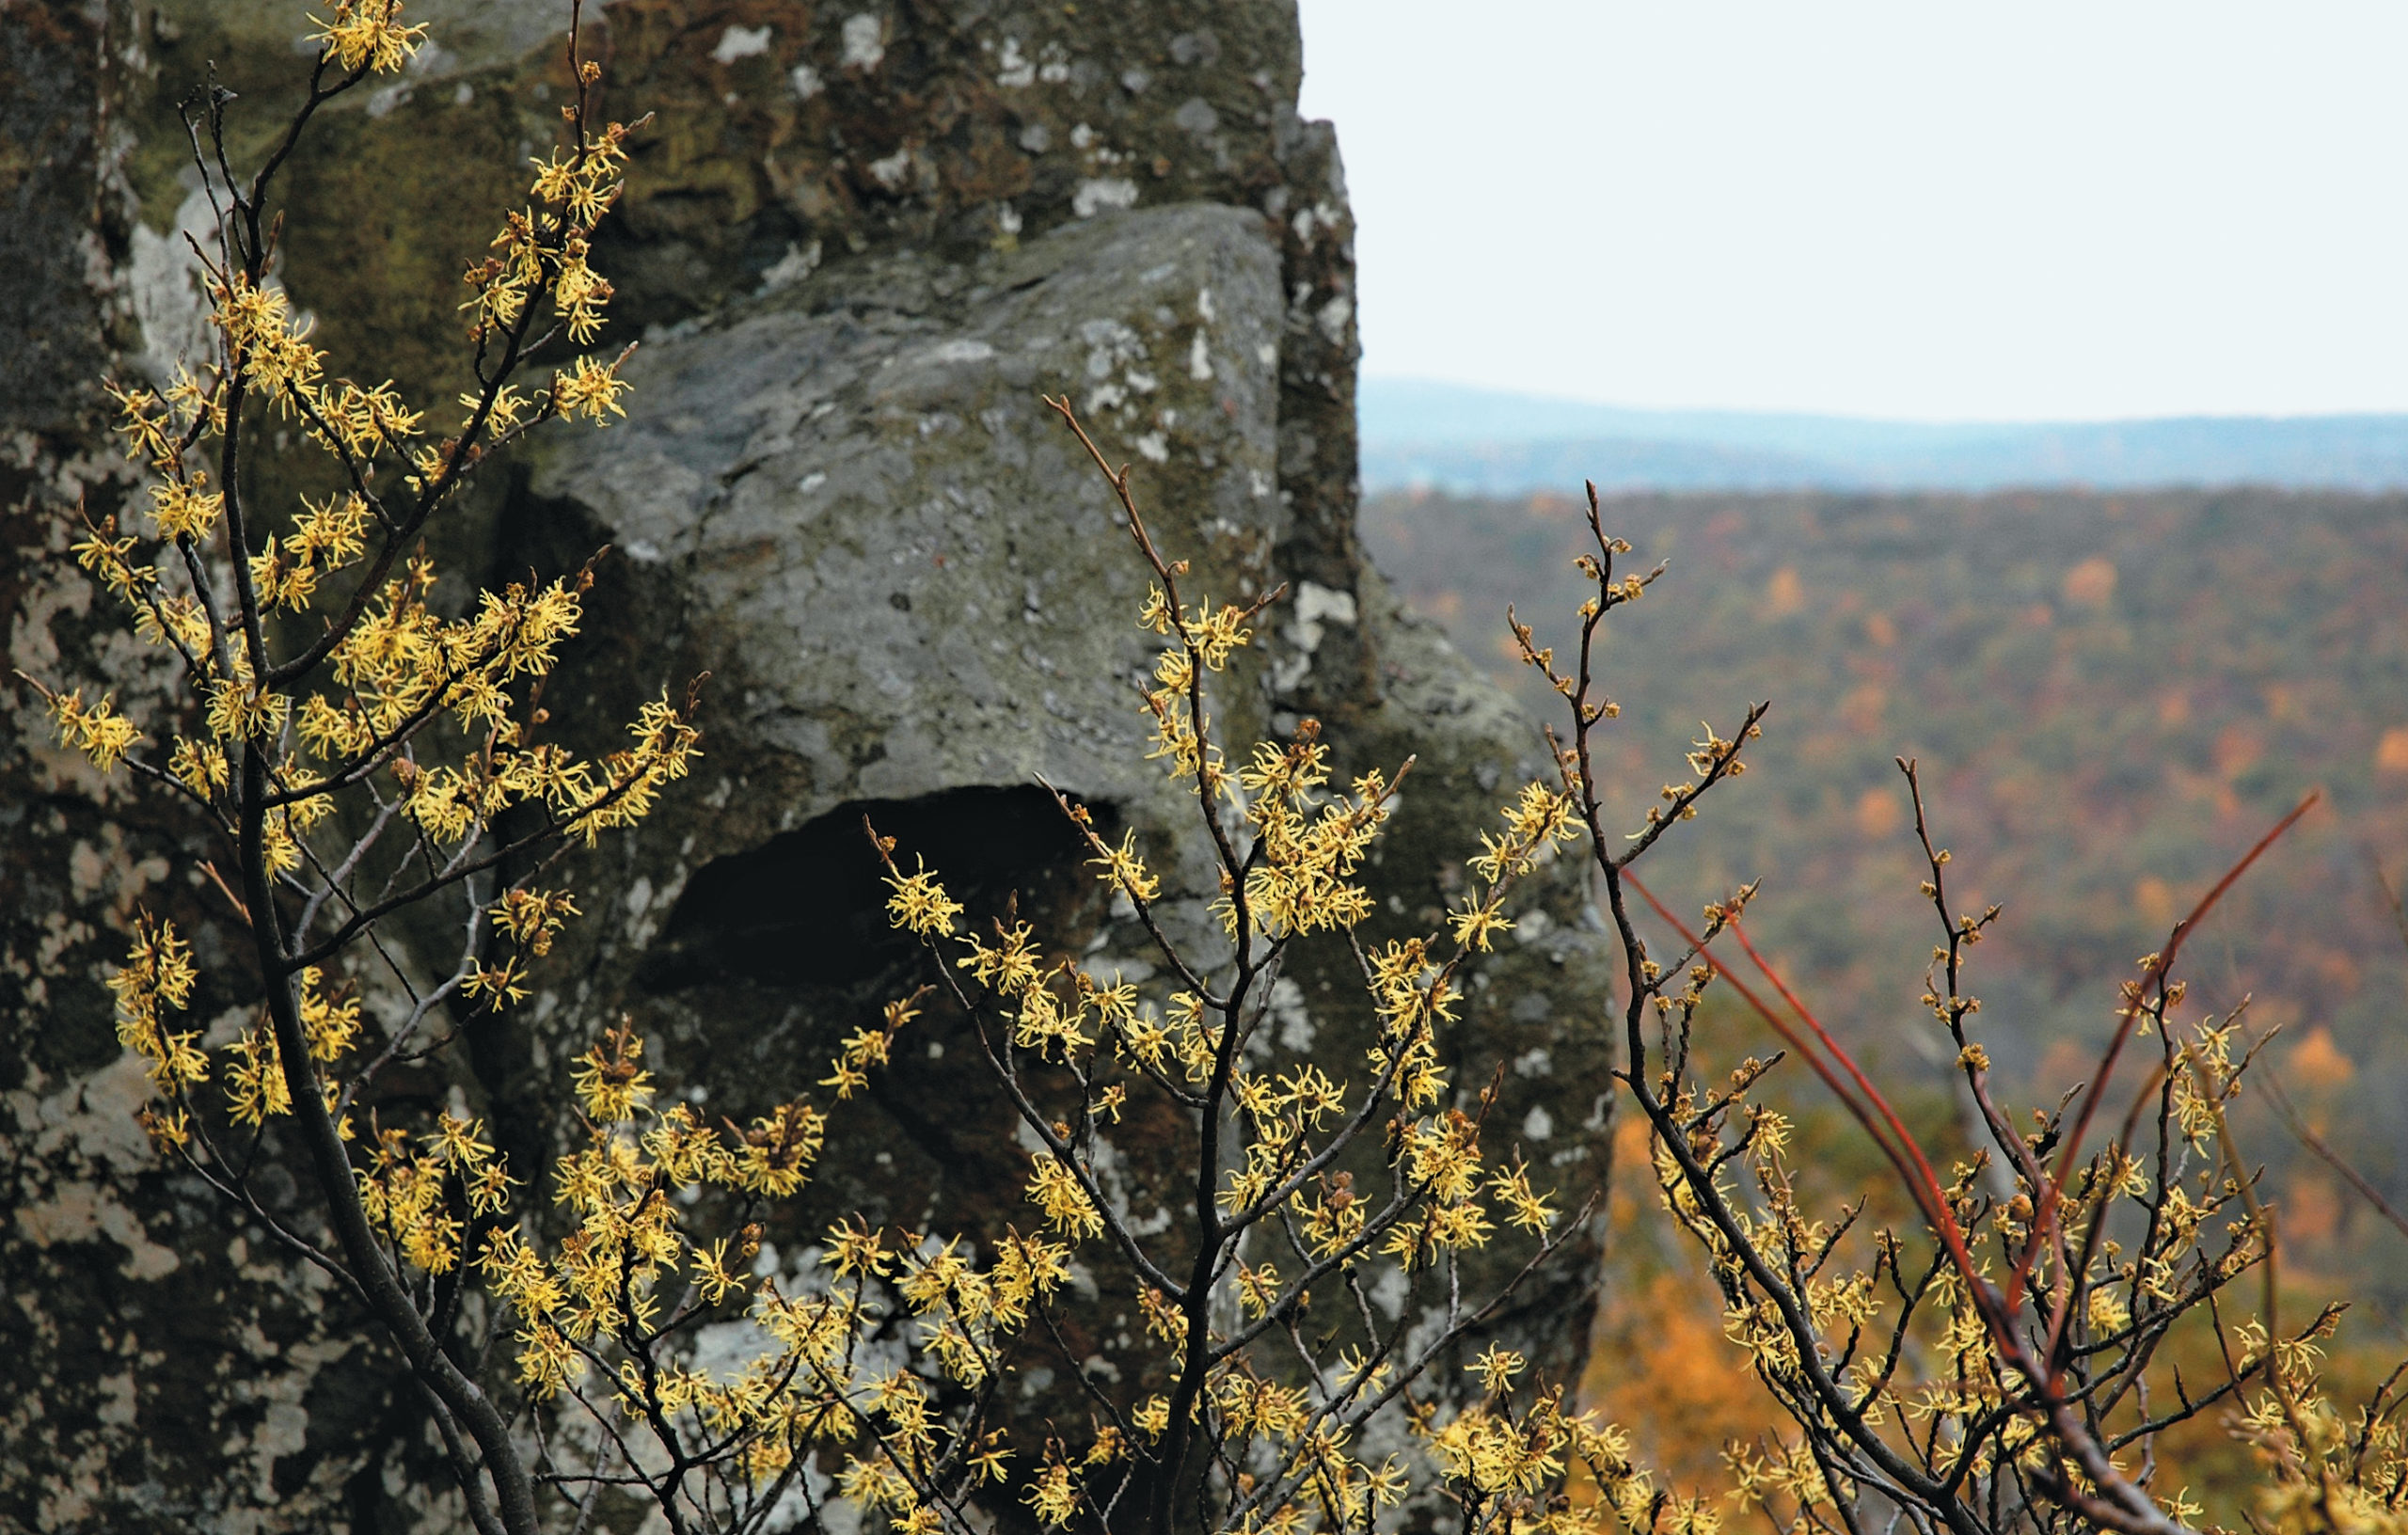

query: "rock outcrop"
xmin=0 ymin=3 xmax=1617 ymax=1527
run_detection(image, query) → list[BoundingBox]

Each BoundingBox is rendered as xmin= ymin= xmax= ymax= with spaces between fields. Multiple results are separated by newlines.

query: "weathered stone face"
xmin=2 ymin=3 xmax=1615 ymax=1528
xmin=543 ymin=203 xmax=1286 ymax=827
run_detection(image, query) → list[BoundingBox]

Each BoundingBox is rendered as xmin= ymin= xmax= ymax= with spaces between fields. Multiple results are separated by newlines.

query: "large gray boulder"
xmin=0 ymin=3 xmax=1617 ymax=1527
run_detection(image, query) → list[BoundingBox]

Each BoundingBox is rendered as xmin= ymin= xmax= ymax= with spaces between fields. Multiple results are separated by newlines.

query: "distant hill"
xmin=1359 ymin=379 xmax=2408 ymax=492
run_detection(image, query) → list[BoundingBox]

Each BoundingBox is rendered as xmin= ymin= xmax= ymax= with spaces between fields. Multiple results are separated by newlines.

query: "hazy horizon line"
xmin=1356 ymin=375 xmax=2408 ymax=433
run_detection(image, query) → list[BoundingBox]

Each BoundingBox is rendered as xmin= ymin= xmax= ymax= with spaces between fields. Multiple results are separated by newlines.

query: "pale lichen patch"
xmin=712 ymin=24 xmax=772 ymax=63
xmin=15 ymin=1179 xmax=180 ymax=1278
xmin=840 ymin=13 xmax=885 ymax=70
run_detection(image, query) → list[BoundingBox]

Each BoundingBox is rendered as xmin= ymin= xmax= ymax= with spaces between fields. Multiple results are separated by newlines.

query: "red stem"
xmin=2006 ymin=789 xmax=2319 ymax=1311
xmin=1625 ymin=875 xmax=1986 ymax=1304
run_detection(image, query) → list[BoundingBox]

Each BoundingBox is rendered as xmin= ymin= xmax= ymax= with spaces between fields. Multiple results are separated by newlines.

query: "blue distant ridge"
xmin=1357 ymin=380 xmax=2408 ymax=494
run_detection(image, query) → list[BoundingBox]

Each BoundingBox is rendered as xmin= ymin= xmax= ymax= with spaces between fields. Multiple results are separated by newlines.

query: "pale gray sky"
xmin=1295 ymin=1 xmax=2408 ymax=421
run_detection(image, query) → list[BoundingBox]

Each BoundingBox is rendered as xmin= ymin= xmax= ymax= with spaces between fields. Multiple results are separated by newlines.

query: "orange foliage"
xmin=1584 ymin=1266 xmax=1774 ymax=1489
xmin=1853 ymin=785 xmax=1902 ymax=840
xmin=1585 ymin=1120 xmax=1782 ymax=1489
xmin=2379 ymin=725 xmax=2408 ymax=773
xmin=2133 ymin=873 xmax=2178 ymax=926
xmin=2286 ymin=1024 xmax=2357 ymax=1093
xmin=2061 ymin=554 xmax=2117 ymax=607
xmin=1764 ymin=566 xmax=1804 ymax=616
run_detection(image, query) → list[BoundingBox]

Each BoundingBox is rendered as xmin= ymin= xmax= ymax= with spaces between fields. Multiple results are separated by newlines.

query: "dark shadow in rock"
xmin=639 ymin=784 xmax=1113 ymax=992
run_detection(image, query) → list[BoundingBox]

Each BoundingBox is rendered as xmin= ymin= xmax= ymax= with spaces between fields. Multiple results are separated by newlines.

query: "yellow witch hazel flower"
xmin=1087 ymin=826 xmax=1161 ymax=903
xmin=884 ymin=855 xmax=964 ymax=935
xmin=553 ymin=353 xmax=632 ymax=424
xmin=570 ymin=1020 xmax=656 ymax=1122
xmin=146 ymin=473 xmax=225 ymax=542
xmin=225 ymin=1023 xmax=292 ymax=1127
xmin=106 ymin=914 xmax=205 ymax=1095
xmin=306 ymin=0 xmax=427 ymax=73
xmin=294 ymin=967 xmax=362 ymax=1061
xmin=1025 ymin=1154 xmax=1103 ymax=1240
xmin=38 ymin=685 xmax=143 ymax=772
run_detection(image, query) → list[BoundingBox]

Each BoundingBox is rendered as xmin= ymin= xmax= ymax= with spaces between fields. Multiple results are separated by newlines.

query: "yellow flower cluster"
xmin=220 ymin=1021 xmax=281 ymax=1130
xmin=294 ymin=966 xmax=363 ymax=1061
xmin=492 ymin=887 xmax=578 ymax=957
xmin=1137 ymin=584 xmax=1257 ymax=793
xmin=467 ymin=1010 xmax=1084 ymax=1525
xmin=247 ymin=493 xmax=371 ymax=612
xmin=1424 ymin=1386 xmax=1671 ymax=1535
xmin=104 ymin=917 xmax=375 ymax=1146
xmin=1452 ymin=781 xmax=1583 ymax=951
xmin=823 ymin=995 xmax=923 ymax=1099
xmin=896 ymin=1229 xmax=1074 ymax=1388
xmin=2170 ymin=1013 xmax=2241 ymax=1147
xmin=461 ymin=105 xmax=632 ymax=365
xmin=568 ymin=1020 xmax=657 ymax=1122
xmin=883 ymin=857 xmax=964 ymax=936
xmin=485 ymin=1040 xmax=840 ymax=1403
xmin=1024 ymin=1154 xmax=1103 ymax=1240
xmin=551 ymin=353 xmax=632 ymax=425
xmin=1724 ymin=1436 xmax=1838 ymax=1519
xmin=357 ymin=1115 xmax=506 ymax=1274
xmin=211 ymin=272 xmax=325 ymax=404
xmin=1228 ymin=725 xmax=1394 ymax=937
xmin=278 ymin=556 xmax=700 ymax=848
xmin=1085 ymin=825 xmax=1162 ymax=904
xmin=2239 ymin=1325 xmax=2408 ymax=1535
xmin=306 ymin=0 xmax=427 ymax=73
xmin=68 ymin=515 xmax=154 ymax=605
xmin=147 ymin=471 xmax=226 ymax=543
xmin=954 ymin=920 xmax=1140 ymax=1064
xmin=75 ymin=353 xmax=683 ymax=894
xmin=1363 ymin=936 xmax=1456 ymax=1110
xmin=37 ymin=684 xmax=143 ymax=773
xmin=1381 ymin=1110 xmax=1497 ymax=1265
xmin=1217 ymin=1062 xmax=1348 ymax=1218
xmin=106 ymin=915 xmax=206 ymax=1105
